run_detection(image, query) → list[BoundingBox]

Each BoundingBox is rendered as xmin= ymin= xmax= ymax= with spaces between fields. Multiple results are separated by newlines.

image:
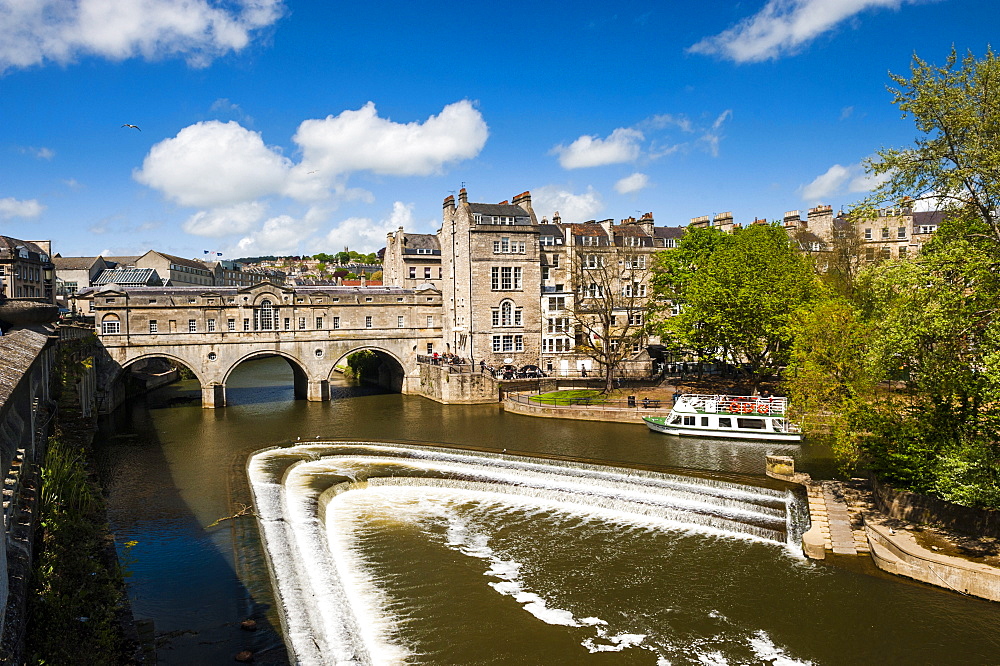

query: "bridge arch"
xmin=223 ymin=349 xmax=314 ymax=403
xmin=118 ymin=351 xmax=208 ymax=387
xmin=330 ymin=345 xmax=407 ymax=393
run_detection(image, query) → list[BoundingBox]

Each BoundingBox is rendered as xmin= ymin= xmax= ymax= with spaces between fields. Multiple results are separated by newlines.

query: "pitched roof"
xmin=564 ymin=223 xmax=608 ymax=237
xmin=469 ymin=203 xmax=531 ymax=218
xmin=53 ymin=256 xmax=106 ymax=270
xmin=653 ymin=226 xmax=686 ymax=240
xmin=401 ymin=234 xmax=440 ymax=251
xmin=142 ymin=250 xmax=210 ymax=271
xmin=0 ymin=235 xmax=48 ymax=257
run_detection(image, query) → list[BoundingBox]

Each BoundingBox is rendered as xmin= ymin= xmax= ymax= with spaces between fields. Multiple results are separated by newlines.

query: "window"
xmin=298 ymin=317 xmax=306 ymax=329
xmin=255 ymin=299 xmax=275 ymax=330
xmin=365 ymin=315 xmax=373 ymax=328
xmin=547 ymin=317 xmax=570 ymax=333
xmin=409 ymin=267 xmax=416 ymax=279
xmin=808 ymin=242 xmax=823 ymax=252
xmin=550 ymin=254 xmax=560 ymax=268
xmin=865 ymin=247 xmax=876 ymax=261
xmin=188 ymin=319 xmax=197 ymax=332
xmin=397 ymin=315 xmax=405 ymax=328
xmin=333 ymin=316 xmax=341 ymax=329
xmin=547 ymin=296 xmax=566 ymax=311
xmin=701 ymin=417 xmax=709 ymax=426
xmin=881 ymin=227 xmax=890 ymax=239
xmin=919 ymin=225 xmax=938 ymax=234
xmin=491 ymin=334 xmax=524 ymax=352
xmin=622 ymin=283 xmax=646 ymax=297
xmin=427 ymin=343 xmax=434 ymax=354
xmin=629 ymin=311 xmax=644 ymax=326
xmin=541 ymin=267 xmax=550 ymax=281
xmin=208 ymin=319 xmax=216 ymax=332
xmin=880 ymin=247 xmax=892 ymax=259
xmin=493 ymin=237 xmax=525 ymax=254
xmin=682 ymin=416 xmax=696 ymax=426
xmin=624 ymin=254 xmax=647 ymax=269
xmin=898 ymin=246 xmax=908 ymax=258
xmin=426 ymin=315 xmax=433 ymax=327
xmin=663 ymin=239 xmax=678 ymax=249
xmin=284 ymin=318 xmax=291 ymax=330
xmin=580 ymin=236 xmax=599 ymax=246
xmin=737 ymin=418 xmax=767 ymax=430
xmin=490 ymin=266 xmax=522 ymax=290
xmin=719 ymin=417 xmax=732 ymax=428
xmin=316 ymin=317 xmax=324 ymax=329
xmin=424 ymin=267 xmax=432 ymax=279
xmin=244 ymin=318 xmax=250 ymax=331
xmin=365 ymin=297 xmax=373 ymax=302
xmin=623 ymin=236 xmax=641 ymax=246
xmin=585 ymin=283 xmax=604 ymax=298
xmin=540 ymin=236 xmax=555 ymax=246
xmin=864 ymin=228 xmax=872 ymax=240
xmin=897 ymin=226 xmax=907 ymax=239
xmin=101 ymin=316 xmax=120 ymax=335
xmin=149 ymin=320 xmax=158 ymax=334
xmin=585 ymin=254 xmax=602 ymax=269
xmin=492 ymin=301 xmax=522 ymax=327
xmin=542 ymin=338 xmax=572 ymax=352
xmin=228 ymin=318 xmax=235 ymax=331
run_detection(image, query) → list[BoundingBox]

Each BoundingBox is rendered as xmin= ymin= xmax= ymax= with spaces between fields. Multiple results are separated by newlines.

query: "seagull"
xmin=121 ymin=124 xmax=141 ymax=131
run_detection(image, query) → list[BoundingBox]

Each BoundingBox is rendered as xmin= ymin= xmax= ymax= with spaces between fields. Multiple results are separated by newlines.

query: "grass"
xmin=528 ymin=389 xmax=608 ymax=406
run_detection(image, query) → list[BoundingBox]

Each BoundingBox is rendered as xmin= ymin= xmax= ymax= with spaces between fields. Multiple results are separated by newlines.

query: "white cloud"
xmin=319 ymin=201 xmax=415 ymax=254
xmin=614 ymin=173 xmax=650 ymax=195
xmin=134 ymin=120 xmax=292 ymax=208
xmin=688 ymin=0 xmax=919 ymax=63
xmin=551 ymin=128 xmax=644 ymax=169
xmin=532 ymin=185 xmax=604 ymax=222
xmin=233 ymin=210 xmax=322 ymax=257
xmin=700 ymin=109 xmax=733 ymax=157
xmin=182 ymin=202 xmax=267 ymax=237
xmin=0 ymin=0 xmax=285 ymax=74
xmin=0 ymin=197 xmax=45 ymax=219
xmin=291 ymin=100 xmax=488 ymax=180
xmin=19 ymin=146 xmax=54 ymax=160
xmin=800 ymin=161 xmax=887 ymax=202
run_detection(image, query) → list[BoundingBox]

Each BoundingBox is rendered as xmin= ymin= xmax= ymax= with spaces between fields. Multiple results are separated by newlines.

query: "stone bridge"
xmin=85 ymin=283 xmax=444 ymax=408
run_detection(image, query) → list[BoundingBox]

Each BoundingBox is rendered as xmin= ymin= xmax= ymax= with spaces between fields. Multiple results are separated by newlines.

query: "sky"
xmin=0 ymin=0 xmax=991 ymax=260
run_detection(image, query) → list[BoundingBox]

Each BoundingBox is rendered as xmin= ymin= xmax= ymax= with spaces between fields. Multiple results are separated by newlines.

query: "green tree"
xmin=653 ymin=224 xmax=819 ymax=391
xmin=862 ymin=47 xmax=1000 ymax=241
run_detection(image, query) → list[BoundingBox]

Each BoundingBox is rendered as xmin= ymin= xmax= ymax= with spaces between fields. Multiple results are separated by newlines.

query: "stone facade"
xmin=85 ymin=282 xmax=443 ymax=407
xmin=0 ymin=237 xmax=55 ymax=303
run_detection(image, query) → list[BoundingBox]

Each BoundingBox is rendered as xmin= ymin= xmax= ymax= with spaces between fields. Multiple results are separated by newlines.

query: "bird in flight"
xmin=121 ymin=124 xmax=141 ymax=131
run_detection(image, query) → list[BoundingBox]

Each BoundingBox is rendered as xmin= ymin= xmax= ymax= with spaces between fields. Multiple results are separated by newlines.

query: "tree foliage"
xmin=651 ymin=224 xmax=819 ymax=389
xmin=788 ymin=49 xmax=1000 ymax=508
xmin=863 ymin=47 xmax=1000 ymax=241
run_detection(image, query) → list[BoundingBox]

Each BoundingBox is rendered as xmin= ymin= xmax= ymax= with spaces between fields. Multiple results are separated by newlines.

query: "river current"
xmin=94 ymin=357 xmax=1000 ymax=664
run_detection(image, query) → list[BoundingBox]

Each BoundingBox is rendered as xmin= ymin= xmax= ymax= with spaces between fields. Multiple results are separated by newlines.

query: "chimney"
xmin=689 ymin=215 xmax=710 ymax=228
xmin=783 ymin=210 xmax=802 ymax=228
xmin=639 ymin=212 xmax=654 ymax=235
xmin=458 ymin=188 xmax=468 ymax=205
xmin=360 ymin=274 xmax=366 ymax=287
xmin=512 ymin=191 xmax=536 ymax=224
xmin=443 ymin=194 xmax=455 ymax=212
xmin=552 ymin=211 xmax=561 ymax=224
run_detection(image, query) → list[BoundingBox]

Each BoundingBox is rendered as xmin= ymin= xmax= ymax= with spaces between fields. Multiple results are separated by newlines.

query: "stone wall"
xmin=871 ymin=476 xmax=1000 ymax=539
xmin=0 ymin=329 xmax=55 ymax=656
xmin=412 ymin=364 xmax=499 ymax=404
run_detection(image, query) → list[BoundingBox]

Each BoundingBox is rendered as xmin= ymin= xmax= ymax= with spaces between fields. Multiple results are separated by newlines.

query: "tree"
xmin=335 ymin=251 xmax=351 ymax=265
xmin=648 ymin=226 xmax=729 ymax=374
xmin=568 ymin=242 xmax=652 ymax=392
xmin=653 ymin=224 xmax=819 ymax=391
xmin=862 ymin=48 xmax=1000 ymax=242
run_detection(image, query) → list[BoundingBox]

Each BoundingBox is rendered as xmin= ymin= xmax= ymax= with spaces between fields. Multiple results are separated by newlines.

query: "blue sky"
xmin=0 ymin=0 xmax=990 ymax=259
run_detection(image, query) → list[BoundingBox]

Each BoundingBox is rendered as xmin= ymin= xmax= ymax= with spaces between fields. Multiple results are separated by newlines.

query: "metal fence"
xmin=505 ymin=391 xmax=672 ymax=411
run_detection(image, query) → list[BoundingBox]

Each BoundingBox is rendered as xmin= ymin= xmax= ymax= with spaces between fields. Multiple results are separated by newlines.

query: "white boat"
xmin=643 ymin=393 xmax=802 ymax=442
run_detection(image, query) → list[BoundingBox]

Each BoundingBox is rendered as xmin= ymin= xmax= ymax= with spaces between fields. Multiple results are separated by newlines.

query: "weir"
xmin=249 ymin=441 xmax=807 ymax=665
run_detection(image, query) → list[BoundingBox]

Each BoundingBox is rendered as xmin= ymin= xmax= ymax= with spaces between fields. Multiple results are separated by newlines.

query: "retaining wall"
xmin=872 ymin=477 xmax=1000 ymax=539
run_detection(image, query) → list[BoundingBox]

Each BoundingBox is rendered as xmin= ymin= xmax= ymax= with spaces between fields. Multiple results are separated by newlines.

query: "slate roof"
xmin=653 ymin=226 xmax=686 ymax=240
xmin=400 ymin=234 xmax=441 ymax=253
xmin=0 ymin=235 xmax=48 ymax=258
xmin=143 ymin=250 xmax=211 ymax=271
xmin=53 ymin=256 xmax=105 ymax=270
xmin=0 ymin=329 xmax=49 ymax=407
xmin=469 ymin=203 xmax=531 ymax=219
xmin=912 ymin=210 xmax=946 ymax=231
xmin=564 ymin=223 xmax=608 ymax=238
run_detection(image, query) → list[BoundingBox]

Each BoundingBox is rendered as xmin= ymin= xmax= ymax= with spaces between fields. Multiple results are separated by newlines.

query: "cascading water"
xmin=249 ymin=441 xmax=810 ymax=665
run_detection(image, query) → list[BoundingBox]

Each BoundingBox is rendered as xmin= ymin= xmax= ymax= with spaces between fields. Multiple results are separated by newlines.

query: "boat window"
xmin=701 ymin=417 xmax=709 ymax=426
xmin=669 ymin=416 xmax=681 ymax=425
xmin=773 ymin=419 xmax=786 ymax=432
xmin=718 ymin=418 xmax=732 ymax=428
xmin=682 ymin=416 xmax=696 ymax=426
xmin=736 ymin=418 xmax=766 ymax=430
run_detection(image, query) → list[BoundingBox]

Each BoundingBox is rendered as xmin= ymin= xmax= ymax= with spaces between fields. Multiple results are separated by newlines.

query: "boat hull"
xmin=643 ymin=417 xmax=802 ymax=443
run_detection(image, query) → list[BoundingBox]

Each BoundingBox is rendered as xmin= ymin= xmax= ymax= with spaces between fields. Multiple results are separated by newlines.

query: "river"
xmin=94 ymin=357 xmax=1000 ymax=664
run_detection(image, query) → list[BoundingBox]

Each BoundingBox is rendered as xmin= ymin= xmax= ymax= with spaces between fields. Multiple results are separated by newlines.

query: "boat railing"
xmin=679 ymin=393 xmax=788 ymax=416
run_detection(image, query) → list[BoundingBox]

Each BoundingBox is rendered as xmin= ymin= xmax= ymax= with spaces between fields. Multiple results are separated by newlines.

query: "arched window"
xmin=500 ymin=300 xmax=513 ymax=326
xmin=255 ymin=299 xmax=276 ymax=331
xmin=101 ymin=314 xmax=121 ymax=335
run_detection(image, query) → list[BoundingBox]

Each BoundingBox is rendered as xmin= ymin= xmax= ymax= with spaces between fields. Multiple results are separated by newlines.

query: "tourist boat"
xmin=643 ymin=394 xmax=802 ymax=442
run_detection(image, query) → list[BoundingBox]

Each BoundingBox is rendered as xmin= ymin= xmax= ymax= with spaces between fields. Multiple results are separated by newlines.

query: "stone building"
xmin=382 ymin=230 xmax=442 ymax=289
xmin=52 ymin=255 xmax=111 ymax=305
xmin=133 ymin=250 xmax=214 ymax=287
xmin=0 ymin=236 xmax=55 ymax=303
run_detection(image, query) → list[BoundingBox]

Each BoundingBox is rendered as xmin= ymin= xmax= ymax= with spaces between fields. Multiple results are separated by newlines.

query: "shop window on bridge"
xmin=254 ymin=299 xmax=277 ymax=330
xmin=298 ymin=317 xmax=306 ymax=330
xmin=284 ymin=318 xmax=291 ymax=330
xmin=333 ymin=316 xmax=341 ymax=329
xmin=101 ymin=314 xmax=121 ymax=335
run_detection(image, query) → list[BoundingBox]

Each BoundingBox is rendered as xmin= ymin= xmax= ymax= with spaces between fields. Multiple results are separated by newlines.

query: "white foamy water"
xmin=248 ymin=441 xmax=811 ymax=665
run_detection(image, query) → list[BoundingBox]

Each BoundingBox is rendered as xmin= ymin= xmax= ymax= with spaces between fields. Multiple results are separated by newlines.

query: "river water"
xmin=94 ymin=357 xmax=1000 ymax=664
